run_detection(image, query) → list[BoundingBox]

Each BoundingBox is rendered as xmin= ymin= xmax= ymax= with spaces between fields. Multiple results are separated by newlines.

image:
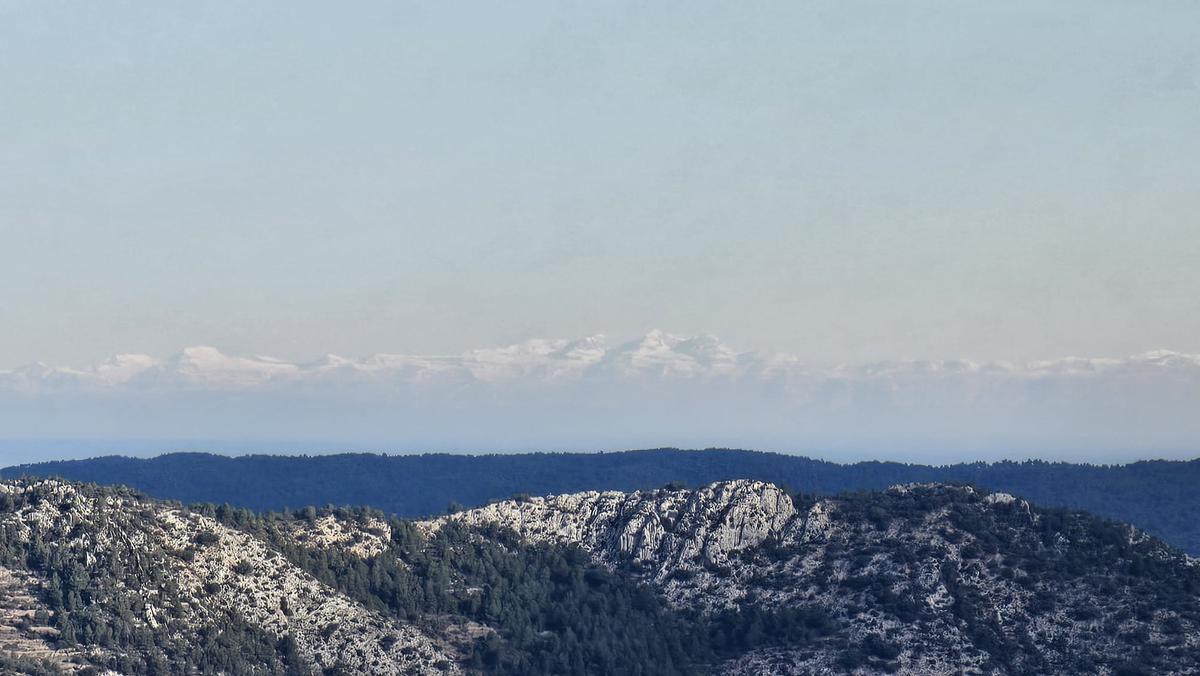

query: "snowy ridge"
xmin=4 ymin=332 xmax=1199 ymax=457
xmin=2 ymin=330 xmax=1198 ymax=392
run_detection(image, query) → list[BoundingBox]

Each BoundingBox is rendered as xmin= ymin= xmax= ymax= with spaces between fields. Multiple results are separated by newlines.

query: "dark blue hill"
xmin=7 ymin=448 xmax=1199 ymax=554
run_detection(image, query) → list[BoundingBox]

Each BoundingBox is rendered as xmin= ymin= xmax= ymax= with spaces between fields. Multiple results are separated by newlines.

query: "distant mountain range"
xmin=7 ymin=448 xmax=1200 ymax=555
xmin=3 ymin=332 xmax=1200 ymax=461
xmin=4 ymin=331 xmax=1199 ymax=390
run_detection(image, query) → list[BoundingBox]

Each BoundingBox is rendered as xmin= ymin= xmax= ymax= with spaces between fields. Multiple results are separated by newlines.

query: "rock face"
xmin=433 ymin=480 xmax=794 ymax=579
xmin=0 ymin=479 xmax=456 ymax=675
xmin=285 ymin=513 xmax=393 ymax=559
xmin=431 ymin=480 xmax=1200 ymax=675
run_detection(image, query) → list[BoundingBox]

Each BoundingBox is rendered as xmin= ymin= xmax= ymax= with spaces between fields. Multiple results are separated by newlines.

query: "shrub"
xmin=193 ymin=531 xmax=221 ymax=546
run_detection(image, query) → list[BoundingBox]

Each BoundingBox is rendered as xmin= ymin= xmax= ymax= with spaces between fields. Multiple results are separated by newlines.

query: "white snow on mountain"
xmin=2 ymin=331 xmax=1199 ymax=392
xmin=2 ymin=332 xmax=1199 ymax=462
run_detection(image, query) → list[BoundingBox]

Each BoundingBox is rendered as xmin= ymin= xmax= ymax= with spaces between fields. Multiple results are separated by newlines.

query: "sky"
xmin=1 ymin=2 xmax=1199 ymax=461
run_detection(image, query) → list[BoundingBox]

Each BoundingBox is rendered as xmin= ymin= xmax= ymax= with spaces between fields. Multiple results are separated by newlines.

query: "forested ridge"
xmin=0 ymin=481 xmax=851 ymax=674
xmin=0 ymin=478 xmax=1197 ymax=674
xmin=7 ymin=448 xmax=1200 ymax=554
xmin=200 ymin=503 xmax=837 ymax=675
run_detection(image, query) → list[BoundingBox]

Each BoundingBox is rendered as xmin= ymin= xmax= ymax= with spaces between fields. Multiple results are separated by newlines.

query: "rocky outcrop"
xmin=431 ymin=479 xmax=794 ymax=574
xmin=285 ymin=513 xmax=393 ymax=559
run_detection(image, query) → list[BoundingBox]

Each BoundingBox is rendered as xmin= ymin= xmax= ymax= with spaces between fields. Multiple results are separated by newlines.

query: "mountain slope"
xmin=9 ymin=448 xmax=1200 ymax=555
xmin=0 ymin=477 xmax=1197 ymax=674
xmin=429 ymin=481 xmax=1200 ymax=674
xmin=0 ymin=479 xmax=456 ymax=674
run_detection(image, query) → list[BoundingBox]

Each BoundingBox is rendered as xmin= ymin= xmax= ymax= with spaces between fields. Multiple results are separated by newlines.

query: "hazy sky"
xmin=3 ymin=0 xmax=1199 ymax=369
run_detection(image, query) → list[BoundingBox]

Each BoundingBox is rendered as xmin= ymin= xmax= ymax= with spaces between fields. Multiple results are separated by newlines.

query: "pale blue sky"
xmin=3 ymin=0 xmax=1199 ymax=369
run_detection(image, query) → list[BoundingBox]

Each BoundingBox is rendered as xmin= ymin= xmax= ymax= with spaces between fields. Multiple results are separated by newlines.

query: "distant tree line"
xmin=9 ymin=449 xmax=1200 ymax=554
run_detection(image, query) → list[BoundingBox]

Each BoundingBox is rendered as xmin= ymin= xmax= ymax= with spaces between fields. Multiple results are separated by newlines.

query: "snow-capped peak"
xmin=166 ymin=346 xmax=300 ymax=385
xmin=3 ymin=336 xmax=1199 ymax=392
xmin=93 ymin=353 xmax=159 ymax=383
